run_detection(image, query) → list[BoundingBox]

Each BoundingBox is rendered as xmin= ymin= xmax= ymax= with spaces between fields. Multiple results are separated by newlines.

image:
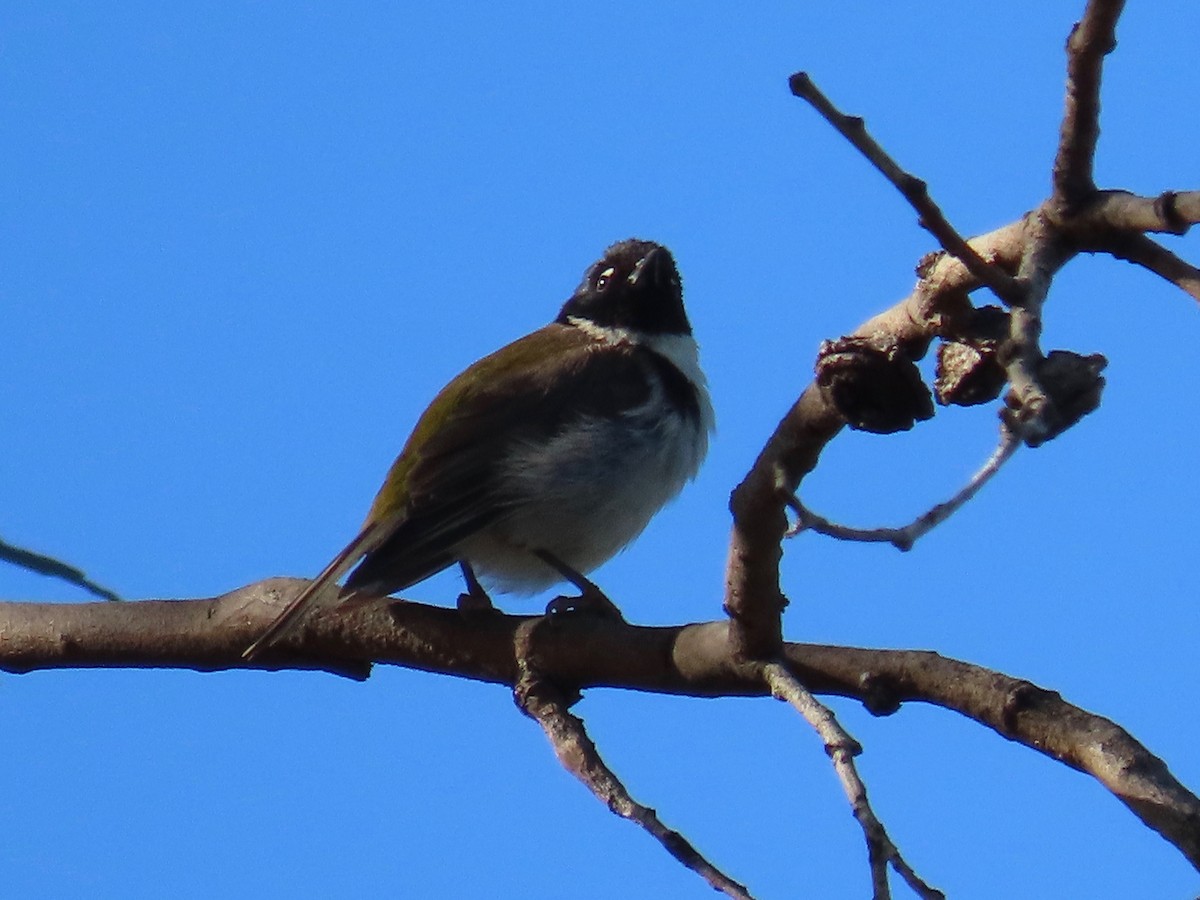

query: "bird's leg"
xmin=457 ymin=560 xmax=498 ymax=613
xmin=535 ymin=550 xmax=626 ymax=622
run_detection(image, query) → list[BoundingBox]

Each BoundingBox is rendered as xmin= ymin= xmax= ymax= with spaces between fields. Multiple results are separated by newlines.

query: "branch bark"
xmin=1054 ymin=0 xmax=1126 ymax=206
xmin=765 ymin=662 xmax=944 ymax=900
xmin=515 ymin=642 xmax=753 ymax=899
xmin=3 ymin=586 xmax=1198 ymax=870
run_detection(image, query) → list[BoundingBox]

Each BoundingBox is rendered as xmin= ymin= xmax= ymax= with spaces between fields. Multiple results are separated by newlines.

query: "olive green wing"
xmin=344 ymin=324 xmax=651 ymax=596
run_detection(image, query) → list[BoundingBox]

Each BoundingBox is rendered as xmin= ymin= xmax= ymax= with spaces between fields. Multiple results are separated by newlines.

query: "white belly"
xmin=459 ymin=403 xmax=709 ymax=593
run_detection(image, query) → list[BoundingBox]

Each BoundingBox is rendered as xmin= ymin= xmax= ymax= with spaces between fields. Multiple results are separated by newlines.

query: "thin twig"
xmin=1095 ymin=231 xmax=1200 ymax=303
xmin=513 ymin=621 xmax=754 ymax=900
xmin=764 ymin=662 xmax=944 ymax=900
xmin=0 ymin=535 xmax=121 ymax=602
xmin=785 ymin=427 xmax=1020 ymax=550
xmin=788 ymin=71 xmax=1023 ymax=307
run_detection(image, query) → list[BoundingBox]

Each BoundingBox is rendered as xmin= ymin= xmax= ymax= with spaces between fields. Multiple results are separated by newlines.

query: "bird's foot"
xmin=534 ymin=548 xmax=626 ymax=622
xmin=457 ymin=590 xmax=498 ymax=614
xmin=457 ymin=561 xmax=499 ymax=614
xmin=544 ymin=583 xmax=626 ymax=623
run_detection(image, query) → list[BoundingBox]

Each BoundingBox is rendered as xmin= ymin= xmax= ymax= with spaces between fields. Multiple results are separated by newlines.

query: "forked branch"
xmin=514 ymin=621 xmax=753 ymax=900
xmin=765 ymin=662 xmax=943 ymax=900
xmin=787 ymin=72 xmax=1023 ymax=308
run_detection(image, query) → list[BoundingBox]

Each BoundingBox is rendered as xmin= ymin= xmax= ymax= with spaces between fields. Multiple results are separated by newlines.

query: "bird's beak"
xmin=629 ymin=246 xmax=674 ymax=291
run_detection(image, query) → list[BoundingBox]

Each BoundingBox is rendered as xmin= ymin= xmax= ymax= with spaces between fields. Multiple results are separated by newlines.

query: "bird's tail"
xmin=242 ymin=520 xmax=392 ymax=661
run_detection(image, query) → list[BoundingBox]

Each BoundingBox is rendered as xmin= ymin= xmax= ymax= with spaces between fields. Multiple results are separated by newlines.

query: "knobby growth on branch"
xmin=4 ymin=1 xmax=1199 ymax=896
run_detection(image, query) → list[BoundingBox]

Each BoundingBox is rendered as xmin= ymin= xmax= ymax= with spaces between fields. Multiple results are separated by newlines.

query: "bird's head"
xmin=556 ymin=239 xmax=691 ymax=337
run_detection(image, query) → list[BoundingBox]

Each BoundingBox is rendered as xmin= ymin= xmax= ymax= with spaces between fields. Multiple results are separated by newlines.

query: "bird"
xmin=243 ymin=238 xmax=713 ymax=660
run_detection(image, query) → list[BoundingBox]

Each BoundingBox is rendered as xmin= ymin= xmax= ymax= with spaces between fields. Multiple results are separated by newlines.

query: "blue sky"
xmin=3 ymin=3 xmax=1199 ymax=898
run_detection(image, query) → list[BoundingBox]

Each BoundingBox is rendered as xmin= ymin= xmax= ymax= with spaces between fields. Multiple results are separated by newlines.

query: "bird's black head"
xmin=555 ymin=239 xmax=692 ymax=336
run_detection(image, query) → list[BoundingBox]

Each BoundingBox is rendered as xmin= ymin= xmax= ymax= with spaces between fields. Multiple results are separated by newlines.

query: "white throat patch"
xmin=567 ymin=316 xmax=715 ymax=435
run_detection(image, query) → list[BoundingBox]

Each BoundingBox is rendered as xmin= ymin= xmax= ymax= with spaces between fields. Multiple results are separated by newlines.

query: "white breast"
xmin=460 ymin=330 xmax=713 ymax=593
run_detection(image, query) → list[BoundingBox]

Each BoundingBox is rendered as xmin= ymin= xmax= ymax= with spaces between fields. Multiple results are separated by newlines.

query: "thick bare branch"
xmin=723 ymin=224 xmax=1027 ymax=661
xmin=1002 ymin=213 xmax=1062 ymax=444
xmin=1082 ymin=190 xmax=1200 ymax=236
xmin=724 ymin=384 xmax=831 ymax=661
xmin=3 ymin=588 xmax=1198 ymax=871
xmin=1053 ymin=0 xmax=1127 ymax=205
xmin=787 ymin=647 xmax=1200 ymax=871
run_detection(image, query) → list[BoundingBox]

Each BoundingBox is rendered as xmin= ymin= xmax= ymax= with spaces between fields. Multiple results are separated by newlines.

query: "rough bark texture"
xmin=3 ymin=584 xmax=1199 ymax=873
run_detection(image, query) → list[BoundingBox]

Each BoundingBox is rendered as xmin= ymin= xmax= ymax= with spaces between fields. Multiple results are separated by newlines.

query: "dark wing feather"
xmin=244 ymin=321 xmax=660 ymax=659
xmin=345 ymin=323 xmax=655 ymax=596
xmin=241 ymin=516 xmax=396 ymax=660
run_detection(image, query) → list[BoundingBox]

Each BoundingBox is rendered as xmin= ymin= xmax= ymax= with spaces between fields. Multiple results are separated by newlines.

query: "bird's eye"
xmin=595 ymin=266 xmax=616 ymax=290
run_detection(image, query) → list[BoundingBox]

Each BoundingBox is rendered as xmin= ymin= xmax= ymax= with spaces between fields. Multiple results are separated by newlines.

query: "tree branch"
xmin=723 ymin=221 xmax=1030 ymax=663
xmin=1001 ymin=212 xmax=1063 ymax=445
xmin=764 ymin=662 xmax=943 ymax=900
xmin=785 ymin=426 xmax=1020 ymax=551
xmin=515 ymin=634 xmax=753 ymax=899
xmin=788 ymin=71 xmax=1023 ymax=307
xmin=1053 ymin=0 xmax=1127 ymax=205
xmin=1082 ymin=190 xmax=1200 ymax=236
xmin=717 ymin=8 xmax=1200 ymax=881
xmin=1090 ymin=231 xmax=1200 ymax=303
xmin=0 ymin=535 xmax=121 ymax=602
xmin=3 ymin=587 xmax=1197 ymax=871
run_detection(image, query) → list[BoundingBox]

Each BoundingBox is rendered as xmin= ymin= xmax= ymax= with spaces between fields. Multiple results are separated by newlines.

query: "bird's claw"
xmin=457 ymin=590 xmax=498 ymax=614
xmin=545 ymin=587 xmax=625 ymax=623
